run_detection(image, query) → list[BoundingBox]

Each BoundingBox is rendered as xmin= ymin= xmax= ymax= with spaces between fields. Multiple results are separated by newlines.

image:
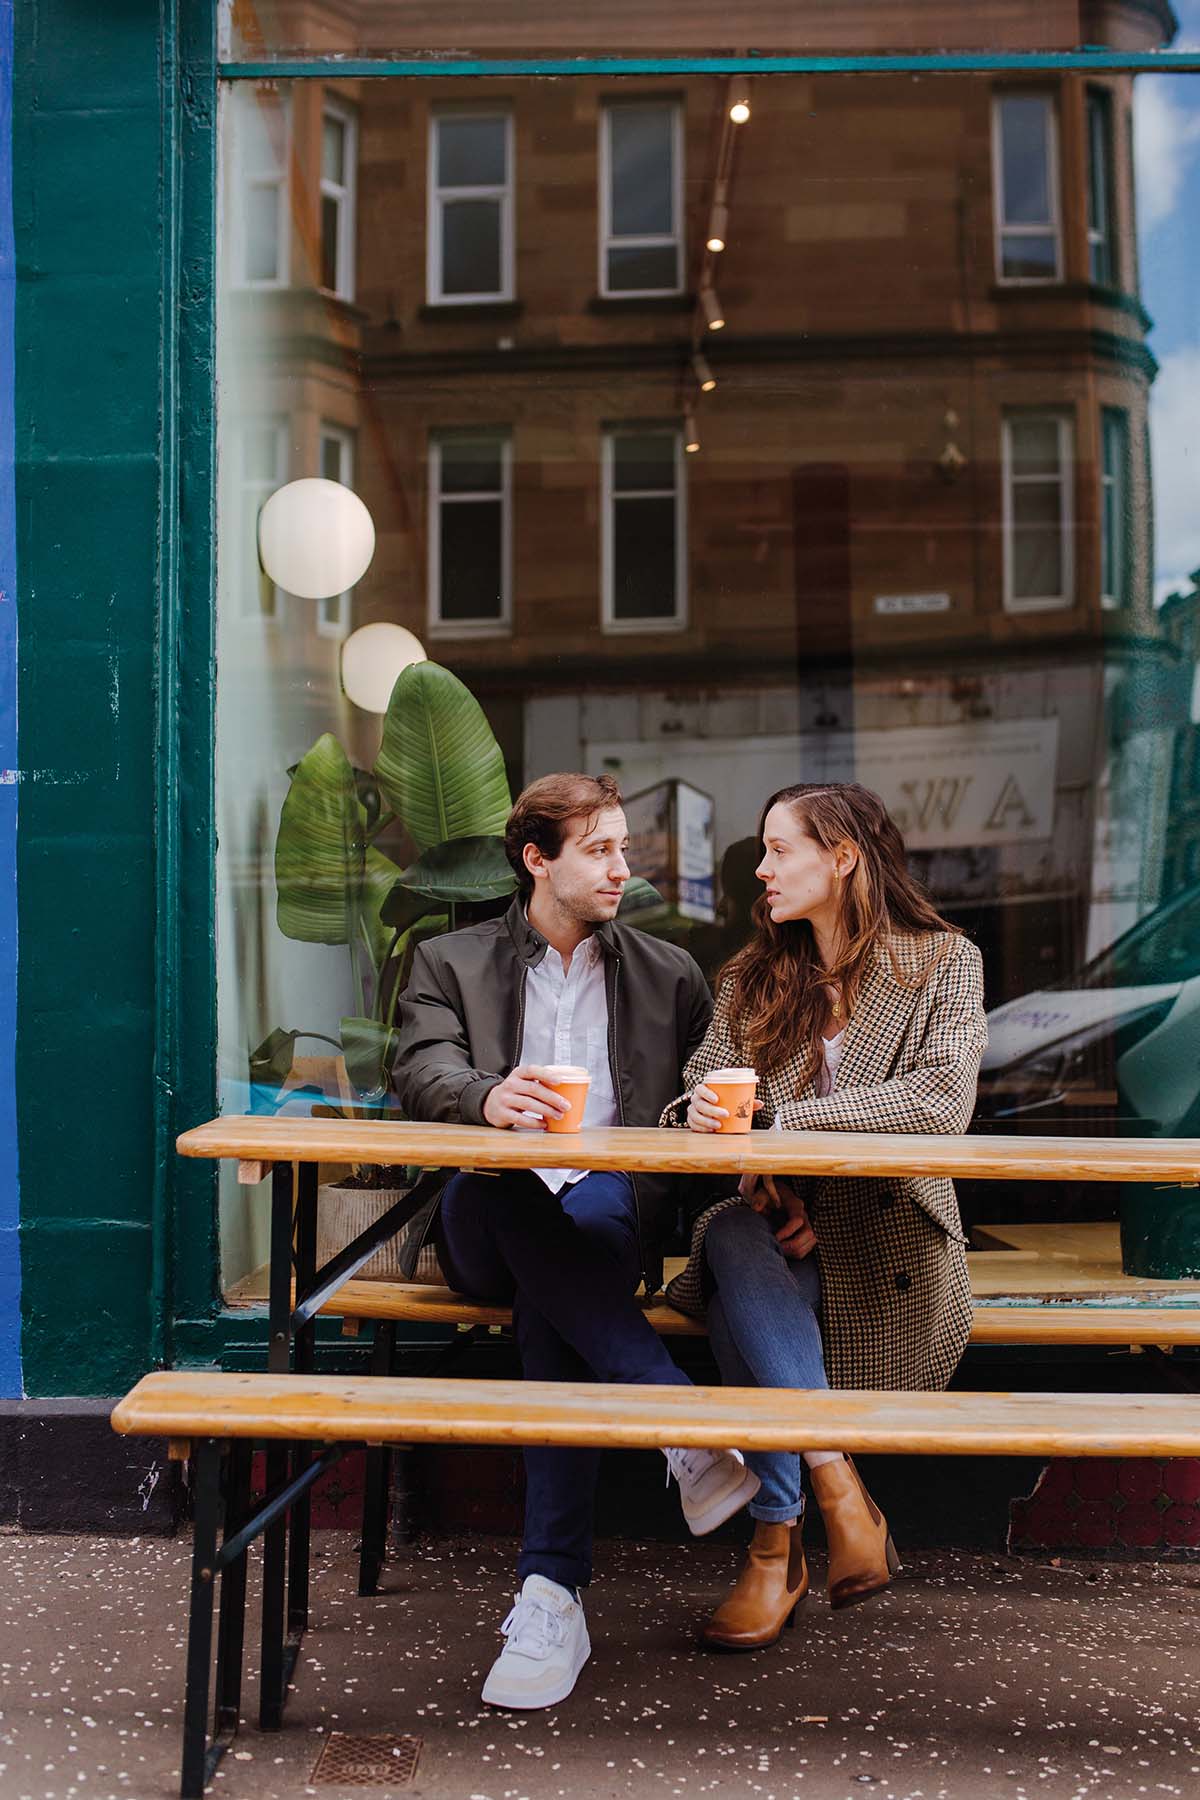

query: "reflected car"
xmin=973 ymin=883 xmax=1200 ymax=1137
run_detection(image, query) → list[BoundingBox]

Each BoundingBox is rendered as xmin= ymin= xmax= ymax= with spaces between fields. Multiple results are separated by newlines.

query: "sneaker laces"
xmin=663 ymin=1446 xmax=716 ymax=1487
xmin=499 ymin=1592 xmax=569 ymax=1660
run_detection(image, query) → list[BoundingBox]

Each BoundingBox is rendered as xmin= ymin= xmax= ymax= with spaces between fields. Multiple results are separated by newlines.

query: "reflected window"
xmin=993 ymin=92 xmax=1061 ymax=283
xmin=429 ymin=431 xmax=512 ymax=634
xmin=602 ymin=428 xmax=686 ymax=630
xmin=317 ymin=425 xmax=356 ymax=638
xmin=428 ymin=111 xmax=513 ymax=303
xmin=1087 ymin=88 xmax=1116 ymax=287
xmin=237 ymin=420 xmax=287 ymax=622
xmin=1100 ymin=407 xmax=1129 ymax=610
xmin=600 ymin=101 xmax=683 ymax=296
xmin=1002 ymin=413 xmax=1074 ymax=611
xmin=320 ymin=97 xmax=357 ymax=300
xmin=232 ymin=89 xmax=290 ymax=288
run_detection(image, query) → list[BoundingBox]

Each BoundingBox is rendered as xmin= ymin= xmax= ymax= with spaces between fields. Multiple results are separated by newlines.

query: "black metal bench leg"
xmin=260 ymin=1160 xmax=294 ymax=1730
xmin=358 ymin=1321 xmax=396 ymax=1595
xmin=214 ymin=1439 xmax=252 ymax=1741
xmin=181 ymin=1441 xmax=222 ymax=1800
xmin=287 ymin=1162 xmax=319 ymax=1646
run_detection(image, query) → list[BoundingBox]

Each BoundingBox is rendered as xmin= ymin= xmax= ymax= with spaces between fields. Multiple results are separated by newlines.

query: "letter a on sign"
xmin=985 ymin=775 xmax=1035 ymax=832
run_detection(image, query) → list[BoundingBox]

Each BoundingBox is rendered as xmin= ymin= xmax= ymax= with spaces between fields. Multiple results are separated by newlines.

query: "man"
xmin=394 ymin=773 xmax=759 ymax=1709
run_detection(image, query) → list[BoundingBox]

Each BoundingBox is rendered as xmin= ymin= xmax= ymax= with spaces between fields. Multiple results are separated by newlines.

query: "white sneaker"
xmin=664 ymin=1445 xmax=761 ymax=1535
xmin=480 ymin=1574 xmax=591 ymax=1710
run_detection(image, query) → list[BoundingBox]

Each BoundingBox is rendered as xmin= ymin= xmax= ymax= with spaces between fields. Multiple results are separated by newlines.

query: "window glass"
xmin=214 ymin=60 xmax=1200 ymax=1297
xmin=1087 ymin=88 xmax=1115 ymax=285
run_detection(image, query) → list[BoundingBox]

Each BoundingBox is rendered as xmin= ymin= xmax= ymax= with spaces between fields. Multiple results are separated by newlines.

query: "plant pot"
xmin=1119 ymin=1181 xmax=1200 ymax=1280
xmin=316 ymin=1183 xmax=444 ymax=1283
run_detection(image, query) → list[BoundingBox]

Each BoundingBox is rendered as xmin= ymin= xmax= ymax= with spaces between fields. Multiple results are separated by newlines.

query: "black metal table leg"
xmin=181 ymin=1442 xmax=222 ymax=1800
xmin=288 ymin=1161 xmax=319 ymax=1644
xmin=260 ymin=1160 xmax=294 ymax=1730
xmin=214 ymin=1439 xmax=252 ymax=1741
xmin=358 ymin=1320 xmax=396 ymax=1595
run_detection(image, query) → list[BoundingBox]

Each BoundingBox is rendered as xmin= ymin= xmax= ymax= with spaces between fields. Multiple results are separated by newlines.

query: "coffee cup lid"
xmin=543 ymin=1065 xmax=590 ymax=1081
xmin=708 ymin=1067 xmax=757 ymax=1083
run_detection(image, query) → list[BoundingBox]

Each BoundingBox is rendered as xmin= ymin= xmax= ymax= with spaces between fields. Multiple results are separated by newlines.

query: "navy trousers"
xmin=436 ymin=1168 xmax=691 ymax=1590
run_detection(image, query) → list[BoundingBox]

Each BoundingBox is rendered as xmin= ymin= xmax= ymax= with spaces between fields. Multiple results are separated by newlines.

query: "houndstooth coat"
xmin=659 ymin=930 xmax=988 ymax=1392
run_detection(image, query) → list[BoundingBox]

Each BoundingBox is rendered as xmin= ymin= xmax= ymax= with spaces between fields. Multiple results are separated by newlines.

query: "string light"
xmin=692 ymin=352 xmax=716 ymax=392
xmin=729 ymin=97 xmax=751 ymax=124
xmin=684 ymin=407 xmax=700 ymax=454
xmin=706 ymin=201 xmax=729 ymax=253
xmin=700 ymin=286 xmax=725 ymax=331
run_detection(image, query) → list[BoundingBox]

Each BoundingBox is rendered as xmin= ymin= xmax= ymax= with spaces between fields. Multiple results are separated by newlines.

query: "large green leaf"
xmin=395 ymin=835 xmax=517 ymax=904
xmin=374 ymin=661 xmax=511 ymax=851
xmin=276 ymin=733 xmax=364 ymax=944
xmin=361 ymin=843 xmax=406 ymax=971
xmin=618 ymin=877 xmax=665 ymax=917
xmin=378 ymin=882 xmax=439 ymax=933
xmin=340 ymin=1015 xmax=399 ymax=1102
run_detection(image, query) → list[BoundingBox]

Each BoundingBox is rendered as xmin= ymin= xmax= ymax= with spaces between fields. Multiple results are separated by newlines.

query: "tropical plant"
xmin=250 ymin=658 xmax=658 ymax=1126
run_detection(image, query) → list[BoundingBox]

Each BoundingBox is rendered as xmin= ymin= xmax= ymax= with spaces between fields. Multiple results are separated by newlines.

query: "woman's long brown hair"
xmin=719 ymin=782 xmax=959 ymax=1084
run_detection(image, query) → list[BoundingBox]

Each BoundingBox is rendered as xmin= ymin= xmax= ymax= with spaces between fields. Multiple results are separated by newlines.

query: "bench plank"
xmin=314 ymin=1279 xmax=1200 ymax=1346
xmin=112 ymin=1372 xmax=1200 ymax=1458
xmin=176 ymin=1116 xmax=1200 ymax=1184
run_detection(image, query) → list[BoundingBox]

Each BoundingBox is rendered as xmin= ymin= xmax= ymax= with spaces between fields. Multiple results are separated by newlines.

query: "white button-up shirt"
xmin=517 ymin=926 xmax=618 ymax=1193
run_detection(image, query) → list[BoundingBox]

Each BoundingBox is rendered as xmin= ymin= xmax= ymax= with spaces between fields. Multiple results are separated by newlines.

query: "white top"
xmin=517 ymin=927 xmax=617 ymax=1192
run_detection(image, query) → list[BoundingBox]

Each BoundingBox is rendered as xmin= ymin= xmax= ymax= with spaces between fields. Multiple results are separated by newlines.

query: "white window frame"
xmin=992 ymin=91 xmax=1062 ymax=286
xmin=426 ymin=110 xmax=515 ymax=306
xmin=319 ymin=95 xmax=358 ymax=302
xmin=1001 ymin=413 xmax=1075 ymax=614
xmin=1099 ymin=406 xmax=1128 ymax=611
xmin=427 ymin=431 xmax=513 ymax=638
xmin=601 ymin=427 xmax=688 ymax=634
xmin=599 ymin=100 xmax=684 ymax=299
xmin=231 ymin=88 xmax=291 ymax=291
xmin=237 ymin=419 xmax=288 ymax=624
xmin=316 ymin=424 xmax=356 ymax=638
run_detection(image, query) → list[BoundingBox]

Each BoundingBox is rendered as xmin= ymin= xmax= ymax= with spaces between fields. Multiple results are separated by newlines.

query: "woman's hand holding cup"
xmin=686 ymin=1068 xmax=761 ymax=1134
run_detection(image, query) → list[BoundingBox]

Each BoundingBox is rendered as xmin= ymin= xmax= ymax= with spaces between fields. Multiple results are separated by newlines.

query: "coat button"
xmin=894 ymin=1270 xmax=912 ymax=1292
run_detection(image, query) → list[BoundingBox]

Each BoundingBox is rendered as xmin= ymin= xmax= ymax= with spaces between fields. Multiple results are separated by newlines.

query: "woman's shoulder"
xmin=882 ymin=926 xmax=981 ymax=983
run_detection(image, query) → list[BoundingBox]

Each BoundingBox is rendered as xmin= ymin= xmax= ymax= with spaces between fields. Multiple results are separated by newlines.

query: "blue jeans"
xmin=436 ymin=1168 xmax=691 ymax=1591
xmin=703 ymin=1203 xmax=829 ymax=1523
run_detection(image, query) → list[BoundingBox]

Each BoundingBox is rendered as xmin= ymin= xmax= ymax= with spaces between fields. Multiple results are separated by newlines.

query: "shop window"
xmin=1002 ymin=413 xmax=1074 ymax=611
xmin=602 ymin=428 xmax=686 ymax=630
xmin=993 ymin=92 xmax=1061 ymax=283
xmin=1086 ymin=88 xmax=1116 ymax=287
xmin=231 ymin=88 xmax=290 ymax=289
xmin=316 ymin=425 xmax=356 ymax=638
xmin=427 ymin=111 xmax=514 ymax=304
xmin=1100 ymin=407 xmax=1129 ymax=610
xmin=599 ymin=101 xmax=683 ymax=296
xmin=428 ymin=431 xmax=512 ymax=634
xmin=320 ymin=97 xmax=357 ymax=301
xmin=236 ymin=420 xmax=287 ymax=621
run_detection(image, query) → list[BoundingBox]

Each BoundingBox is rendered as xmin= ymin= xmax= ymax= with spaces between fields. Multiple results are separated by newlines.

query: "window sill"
xmin=419 ymin=301 xmax=524 ymax=322
xmin=989 ymin=281 xmax=1150 ymax=328
xmin=588 ymin=293 xmax=693 ymax=315
xmin=427 ymin=620 xmax=512 ymax=640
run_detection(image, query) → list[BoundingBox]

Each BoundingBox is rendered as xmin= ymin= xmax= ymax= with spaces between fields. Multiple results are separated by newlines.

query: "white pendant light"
xmin=257 ymin=477 xmax=377 ymax=600
xmin=706 ymin=202 xmax=729 ymax=253
xmin=340 ymin=622 xmax=427 ymax=713
xmin=700 ymin=286 xmax=726 ymax=331
xmin=693 ymin=352 xmax=717 ymax=392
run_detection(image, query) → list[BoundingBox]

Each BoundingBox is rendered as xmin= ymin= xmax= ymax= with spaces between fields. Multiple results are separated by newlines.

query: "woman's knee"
xmin=703 ymin=1202 xmax=773 ymax=1275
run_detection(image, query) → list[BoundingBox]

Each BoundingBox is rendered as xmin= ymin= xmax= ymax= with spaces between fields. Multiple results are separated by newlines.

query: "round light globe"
xmin=340 ymin=623 xmax=427 ymax=714
xmin=257 ymin=478 xmax=377 ymax=600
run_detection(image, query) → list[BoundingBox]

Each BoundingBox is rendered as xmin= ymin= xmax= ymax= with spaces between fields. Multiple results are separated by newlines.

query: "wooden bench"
xmin=156 ymin=1116 xmax=1200 ymax=1797
xmin=114 ymin=1367 xmax=1200 ymax=1798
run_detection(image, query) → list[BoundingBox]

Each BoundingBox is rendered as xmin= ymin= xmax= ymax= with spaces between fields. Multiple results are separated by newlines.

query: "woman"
xmin=661 ymin=782 xmax=987 ymax=1651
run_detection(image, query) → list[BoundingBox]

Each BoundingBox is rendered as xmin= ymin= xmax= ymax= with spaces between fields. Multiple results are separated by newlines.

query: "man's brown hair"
xmin=504 ymin=773 xmax=624 ymax=899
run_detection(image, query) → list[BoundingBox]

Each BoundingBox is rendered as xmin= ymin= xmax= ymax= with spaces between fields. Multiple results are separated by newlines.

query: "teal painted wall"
xmin=15 ymin=0 xmax=172 ymax=1393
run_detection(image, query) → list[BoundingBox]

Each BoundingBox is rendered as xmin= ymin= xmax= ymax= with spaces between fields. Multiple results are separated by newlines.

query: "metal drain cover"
xmin=311 ymin=1731 xmax=423 ymax=1788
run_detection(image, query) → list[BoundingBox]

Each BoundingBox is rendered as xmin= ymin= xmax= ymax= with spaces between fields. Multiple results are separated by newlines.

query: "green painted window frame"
xmin=171 ymin=23 xmax=1200 ymax=1363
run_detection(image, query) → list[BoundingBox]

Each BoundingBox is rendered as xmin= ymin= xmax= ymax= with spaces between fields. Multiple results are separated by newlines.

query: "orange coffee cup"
xmin=541 ymin=1065 xmax=591 ymax=1133
xmin=706 ymin=1066 xmax=758 ymax=1134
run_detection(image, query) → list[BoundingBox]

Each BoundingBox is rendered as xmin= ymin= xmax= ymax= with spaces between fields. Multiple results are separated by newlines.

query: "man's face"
xmin=539 ymin=805 xmax=631 ymax=923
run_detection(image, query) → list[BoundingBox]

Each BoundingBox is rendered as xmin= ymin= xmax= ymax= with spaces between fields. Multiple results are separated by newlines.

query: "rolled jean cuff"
xmin=749 ymin=1496 xmax=805 ymax=1524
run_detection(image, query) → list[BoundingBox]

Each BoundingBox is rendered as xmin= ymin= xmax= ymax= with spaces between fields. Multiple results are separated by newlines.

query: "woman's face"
xmin=755 ymin=803 xmax=849 ymax=925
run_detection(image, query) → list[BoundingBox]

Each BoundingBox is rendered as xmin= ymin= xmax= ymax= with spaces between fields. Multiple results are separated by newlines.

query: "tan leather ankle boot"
xmin=701 ymin=1520 xmax=809 ymax=1650
xmin=808 ymin=1456 xmax=899 ymax=1609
